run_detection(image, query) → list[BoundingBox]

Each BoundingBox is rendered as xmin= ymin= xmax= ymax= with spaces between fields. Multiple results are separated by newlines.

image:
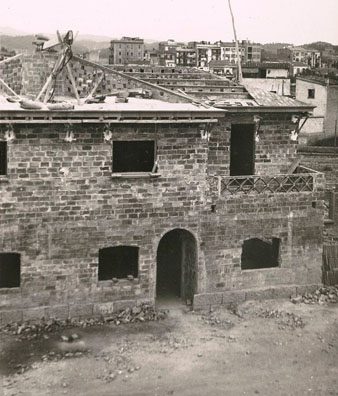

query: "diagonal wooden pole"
xmin=0 ymin=53 xmax=22 ymax=65
xmin=228 ymin=0 xmax=242 ymax=83
xmin=85 ymin=73 xmax=105 ymax=101
xmin=56 ymin=30 xmax=81 ymax=105
xmin=0 ymin=78 xmax=21 ymax=98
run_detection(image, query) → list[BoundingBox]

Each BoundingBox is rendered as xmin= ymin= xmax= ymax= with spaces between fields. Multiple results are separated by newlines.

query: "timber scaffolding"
xmin=0 ymin=41 xmax=315 ymax=125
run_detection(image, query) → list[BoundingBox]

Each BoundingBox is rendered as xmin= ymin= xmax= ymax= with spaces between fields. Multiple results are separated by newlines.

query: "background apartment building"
xmin=158 ymin=40 xmax=180 ymax=67
xmin=219 ymin=41 xmax=245 ymax=64
xmin=109 ymin=37 xmax=145 ymax=65
xmin=278 ymin=46 xmax=321 ymax=68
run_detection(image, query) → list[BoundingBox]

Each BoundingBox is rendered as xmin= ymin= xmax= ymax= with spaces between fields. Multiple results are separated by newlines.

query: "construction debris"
xmin=259 ymin=309 xmax=305 ymax=330
xmin=290 ymin=286 xmax=338 ymax=304
xmin=0 ymin=303 xmax=167 ymax=340
xmin=104 ymin=304 xmax=167 ymax=324
xmin=200 ymin=312 xmax=234 ymax=329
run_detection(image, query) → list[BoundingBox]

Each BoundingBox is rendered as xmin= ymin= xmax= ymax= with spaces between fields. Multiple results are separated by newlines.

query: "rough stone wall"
xmin=0 ymin=117 xmax=324 ymax=321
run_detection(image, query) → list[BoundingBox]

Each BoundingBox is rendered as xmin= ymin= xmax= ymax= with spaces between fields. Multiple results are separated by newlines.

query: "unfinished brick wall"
xmin=0 ymin=117 xmax=324 ymax=321
xmin=2 ymin=53 xmax=191 ymax=103
xmin=0 ymin=57 xmax=23 ymax=95
xmin=299 ymin=149 xmax=338 ymax=189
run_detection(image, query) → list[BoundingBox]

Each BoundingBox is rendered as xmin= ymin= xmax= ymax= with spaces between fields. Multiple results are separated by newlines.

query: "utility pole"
xmin=228 ymin=0 xmax=242 ymax=83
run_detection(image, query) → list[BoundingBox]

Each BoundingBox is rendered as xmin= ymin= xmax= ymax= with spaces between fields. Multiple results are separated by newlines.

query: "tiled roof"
xmin=243 ymin=85 xmax=312 ymax=107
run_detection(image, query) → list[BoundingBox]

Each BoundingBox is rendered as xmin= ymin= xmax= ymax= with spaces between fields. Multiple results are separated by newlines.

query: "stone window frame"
xmin=111 ymin=139 xmax=160 ymax=179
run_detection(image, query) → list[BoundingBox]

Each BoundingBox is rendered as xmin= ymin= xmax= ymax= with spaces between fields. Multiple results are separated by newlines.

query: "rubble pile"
xmin=0 ymin=304 xmax=167 ymax=340
xmin=200 ymin=312 xmax=234 ymax=329
xmin=259 ymin=309 xmax=305 ymax=329
xmin=0 ymin=318 xmax=98 ymax=341
xmin=290 ymin=286 xmax=338 ymax=304
xmin=104 ymin=304 xmax=167 ymax=325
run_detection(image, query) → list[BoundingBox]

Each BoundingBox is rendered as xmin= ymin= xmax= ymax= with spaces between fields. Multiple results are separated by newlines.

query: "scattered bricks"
xmin=93 ymin=302 xmax=115 ymax=317
xmin=22 ymin=307 xmax=47 ymax=322
xmin=69 ymin=304 xmax=93 ymax=318
xmin=48 ymin=305 xmax=70 ymax=320
xmin=1 ymin=310 xmax=23 ymax=324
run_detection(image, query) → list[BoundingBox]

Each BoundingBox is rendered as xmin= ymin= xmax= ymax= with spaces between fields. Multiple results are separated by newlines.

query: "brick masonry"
xmin=0 ymin=115 xmax=324 ymax=321
xmin=1 ymin=53 xmax=190 ymax=103
xmin=299 ymin=147 xmax=338 ymax=248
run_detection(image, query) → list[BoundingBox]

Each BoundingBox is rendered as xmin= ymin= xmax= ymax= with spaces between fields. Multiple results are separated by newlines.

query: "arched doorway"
xmin=156 ymin=229 xmax=197 ymax=303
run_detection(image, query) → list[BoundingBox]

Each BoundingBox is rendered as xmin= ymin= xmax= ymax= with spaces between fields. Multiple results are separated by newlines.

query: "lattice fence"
xmin=220 ymin=174 xmax=314 ymax=195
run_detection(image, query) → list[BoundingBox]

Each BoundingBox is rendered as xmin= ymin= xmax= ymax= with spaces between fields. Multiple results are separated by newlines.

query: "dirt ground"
xmin=1 ymin=298 xmax=338 ymax=396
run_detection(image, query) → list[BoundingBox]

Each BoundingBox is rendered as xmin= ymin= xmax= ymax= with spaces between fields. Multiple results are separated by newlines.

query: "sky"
xmin=1 ymin=0 xmax=338 ymax=44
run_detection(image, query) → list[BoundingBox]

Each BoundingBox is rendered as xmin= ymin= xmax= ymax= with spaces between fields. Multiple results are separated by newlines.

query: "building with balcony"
xmin=218 ymin=41 xmax=245 ymax=65
xmin=158 ymin=40 xmax=180 ymax=67
xmin=109 ymin=37 xmax=144 ymax=65
xmin=278 ymin=46 xmax=321 ymax=68
xmin=175 ymin=47 xmax=197 ymax=67
xmin=0 ymin=53 xmax=324 ymax=322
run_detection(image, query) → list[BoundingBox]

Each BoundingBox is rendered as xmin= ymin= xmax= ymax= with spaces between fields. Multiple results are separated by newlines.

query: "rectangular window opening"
xmin=98 ymin=246 xmax=139 ymax=280
xmin=230 ymin=124 xmax=255 ymax=176
xmin=241 ymin=238 xmax=280 ymax=270
xmin=113 ymin=140 xmax=155 ymax=173
xmin=0 ymin=141 xmax=7 ymax=175
xmin=308 ymin=89 xmax=315 ymax=99
xmin=0 ymin=253 xmax=21 ymax=288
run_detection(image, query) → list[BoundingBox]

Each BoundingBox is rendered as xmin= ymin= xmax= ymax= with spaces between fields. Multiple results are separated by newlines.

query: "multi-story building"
xmin=158 ymin=40 xmax=180 ymax=67
xmin=243 ymin=40 xmax=262 ymax=63
xmin=189 ymin=41 xmax=222 ymax=68
xmin=219 ymin=41 xmax=245 ymax=64
xmin=278 ymin=46 xmax=321 ymax=68
xmin=175 ymin=47 xmax=197 ymax=67
xmin=144 ymin=49 xmax=159 ymax=65
xmin=109 ymin=37 xmax=144 ymax=65
xmin=0 ymin=52 xmax=324 ymax=322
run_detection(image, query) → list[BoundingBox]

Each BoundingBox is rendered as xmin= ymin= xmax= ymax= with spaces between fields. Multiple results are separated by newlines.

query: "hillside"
xmin=303 ymin=41 xmax=338 ymax=52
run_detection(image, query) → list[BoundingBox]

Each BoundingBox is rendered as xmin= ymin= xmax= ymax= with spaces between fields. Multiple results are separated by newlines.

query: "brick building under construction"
xmin=0 ymin=51 xmax=325 ymax=323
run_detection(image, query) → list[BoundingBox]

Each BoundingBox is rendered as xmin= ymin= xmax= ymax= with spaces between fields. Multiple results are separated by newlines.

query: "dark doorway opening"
xmin=156 ymin=229 xmax=197 ymax=303
xmin=241 ymin=238 xmax=280 ymax=270
xmin=230 ymin=124 xmax=255 ymax=176
xmin=98 ymin=246 xmax=138 ymax=280
xmin=0 ymin=253 xmax=21 ymax=288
